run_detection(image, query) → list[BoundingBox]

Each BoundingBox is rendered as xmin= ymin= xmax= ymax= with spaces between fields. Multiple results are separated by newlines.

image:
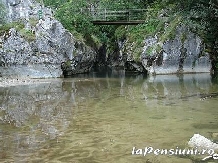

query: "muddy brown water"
xmin=0 ymin=72 xmax=218 ymax=163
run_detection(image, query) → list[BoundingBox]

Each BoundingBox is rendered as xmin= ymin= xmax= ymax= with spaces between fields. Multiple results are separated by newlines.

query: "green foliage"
xmin=0 ymin=22 xmax=25 ymax=35
xmin=159 ymin=15 xmax=181 ymax=43
xmin=71 ymin=30 xmax=85 ymax=42
xmin=42 ymin=0 xmax=155 ymax=48
xmin=45 ymin=0 xmax=105 ymax=46
xmin=165 ymin=1 xmax=218 ymax=45
xmin=0 ymin=24 xmax=12 ymax=35
xmin=146 ymin=46 xmax=154 ymax=56
xmin=117 ymin=3 xmax=163 ymax=58
xmin=162 ymin=0 xmax=218 ymax=69
xmin=0 ymin=2 xmax=6 ymax=25
xmin=0 ymin=21 xmax=35 ymax=42
xmin=115 ymin=25 xmax=127 ymax=40
xmin=41 ymin=0 xmax=218 ymax=69
xmin=19 ymin=28 xmax=35 ymax=42
xmin=126 ymin=19 xmax=158 ymax=46
xmin=43 ymin=0 xmax=60 ymax=8
xmin=98 ymin=0 xmax=155 ymax=10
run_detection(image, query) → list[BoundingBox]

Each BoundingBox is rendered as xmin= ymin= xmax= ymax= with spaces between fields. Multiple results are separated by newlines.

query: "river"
xmin=0 ymin=71 xmax=218 ymax=163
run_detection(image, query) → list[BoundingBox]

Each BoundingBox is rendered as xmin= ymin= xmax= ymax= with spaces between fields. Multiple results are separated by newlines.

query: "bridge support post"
xmin=104 ymin=8 xmax=106 ymax=21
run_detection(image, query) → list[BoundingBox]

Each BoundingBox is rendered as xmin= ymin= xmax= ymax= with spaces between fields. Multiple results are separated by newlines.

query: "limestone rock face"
xmin=122 ymin=26 xmax=212 ymax=75
xmin=0 ymin=0 xmax=96 ymax=78
xmin=61 ymin=41 xmax=96 ymax=76
xmin=141 ymin=26 xmax=211 ymax=75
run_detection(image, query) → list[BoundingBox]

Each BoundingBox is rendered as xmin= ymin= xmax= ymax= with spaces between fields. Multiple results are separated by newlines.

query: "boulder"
xmin=188 ymin=134 xmax=218 ymax=150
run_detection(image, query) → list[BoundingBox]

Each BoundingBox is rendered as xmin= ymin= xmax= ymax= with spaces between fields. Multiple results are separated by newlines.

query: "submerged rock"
xmin=188 ymin=134 xmax=218 ymax=150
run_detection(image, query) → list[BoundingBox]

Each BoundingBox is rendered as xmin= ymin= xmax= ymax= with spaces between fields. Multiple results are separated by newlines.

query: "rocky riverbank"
xmin=0 ymin=76 xmax=59 ymax=87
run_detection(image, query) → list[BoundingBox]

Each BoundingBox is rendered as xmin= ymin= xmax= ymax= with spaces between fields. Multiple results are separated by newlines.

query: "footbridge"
xmin=88 ymin=8 xmax=148 ymax=25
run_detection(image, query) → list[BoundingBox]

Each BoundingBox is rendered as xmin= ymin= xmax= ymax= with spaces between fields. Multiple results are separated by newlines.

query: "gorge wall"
xmin=119 ymin=25 xmax=212 ymax=75
xmin=0 ymin=0 xmax=96 ymax=78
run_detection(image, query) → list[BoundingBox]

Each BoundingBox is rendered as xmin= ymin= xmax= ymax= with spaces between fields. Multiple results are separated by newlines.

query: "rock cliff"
xmin=0 ymin=0 xmax=96 ymax=78
xmin=122 ymin=25 xmax=212 ymax=75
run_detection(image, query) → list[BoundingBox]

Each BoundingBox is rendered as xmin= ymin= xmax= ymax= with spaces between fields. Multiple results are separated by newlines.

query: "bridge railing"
xmin=70 ymin=8 xmax=147 ymax=22
xmin=89 ymin=8 xmax=148 ymax=21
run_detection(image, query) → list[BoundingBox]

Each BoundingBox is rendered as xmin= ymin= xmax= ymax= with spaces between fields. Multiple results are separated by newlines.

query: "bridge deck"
xmin=92 ymin=20 xmax=145 ymax=25
xmin=89 ymin=8 xmax=147 ymax=25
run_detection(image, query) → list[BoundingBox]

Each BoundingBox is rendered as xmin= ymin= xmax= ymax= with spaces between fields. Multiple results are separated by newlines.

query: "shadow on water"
xmin=211 ymin=72 xmax=218 ymax=84
xmin=67 ymin=68 xmax=148 ymax=79
xmin=0 ymin=72 xmax=218 ymax=162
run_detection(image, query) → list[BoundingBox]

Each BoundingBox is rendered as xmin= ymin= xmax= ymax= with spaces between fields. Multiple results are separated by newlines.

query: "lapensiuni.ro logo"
xmin=132 ymin=146 xmax=218 ymax=160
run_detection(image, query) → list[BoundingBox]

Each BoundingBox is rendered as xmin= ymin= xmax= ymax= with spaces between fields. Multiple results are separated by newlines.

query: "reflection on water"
xmin=0 ymin=72 xmax=218 ymax=162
